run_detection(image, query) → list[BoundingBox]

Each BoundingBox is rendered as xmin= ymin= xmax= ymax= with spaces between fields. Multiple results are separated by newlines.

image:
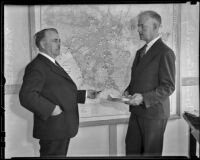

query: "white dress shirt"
xmin=39 ymin=52 xmax=56 ymax=64
xmin=145 ymin=36 xmax=160 ymax=53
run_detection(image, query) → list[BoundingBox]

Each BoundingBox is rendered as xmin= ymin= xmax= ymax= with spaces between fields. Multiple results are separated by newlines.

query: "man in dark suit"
xmin=124 ymin=11 xmax=176 ymax=156
xmin=19 ymin=28 xmax=99 ymax=157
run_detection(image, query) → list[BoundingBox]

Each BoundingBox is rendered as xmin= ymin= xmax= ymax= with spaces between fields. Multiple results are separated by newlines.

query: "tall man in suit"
xmin=124 ymin=11 xmax=176 ymax=156
xmin=19 ymin=28 xmax=99 ymax=157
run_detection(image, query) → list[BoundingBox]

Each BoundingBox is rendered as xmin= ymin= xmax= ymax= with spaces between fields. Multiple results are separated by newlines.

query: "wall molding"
xmin=80 ymin=114 xmax=180 ymax=127
xmin=182 ymin=77 xmax=199 ymax=86
xmin=80 ymin=118 xmax=129 ymax=127
xmin=5 ymin=84 xmax=21 ymax=95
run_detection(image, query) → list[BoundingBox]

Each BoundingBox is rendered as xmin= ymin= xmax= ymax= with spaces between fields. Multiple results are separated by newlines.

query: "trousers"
xmin=39 ymin=138 xmax=70 ymax=157
xmin=125 ymin=114 xmax=168 ymax=156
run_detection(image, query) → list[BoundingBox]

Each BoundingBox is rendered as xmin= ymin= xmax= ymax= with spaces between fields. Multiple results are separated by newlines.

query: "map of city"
xmin=40 ymin=5 xmax=174 ymax=100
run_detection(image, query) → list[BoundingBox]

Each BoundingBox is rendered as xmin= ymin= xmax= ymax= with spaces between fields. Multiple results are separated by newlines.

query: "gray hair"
xmin=34 ymin=28 xmax=58 ymax=49
xmin=138 ymin=10 xmax=162 ymax=27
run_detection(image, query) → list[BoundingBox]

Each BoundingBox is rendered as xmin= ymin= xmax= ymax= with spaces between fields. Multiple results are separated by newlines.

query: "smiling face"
xmin=41 ymin=30 xmax=61 ymax=59
xmin=137 ymin=14 xmax=159 ymax=43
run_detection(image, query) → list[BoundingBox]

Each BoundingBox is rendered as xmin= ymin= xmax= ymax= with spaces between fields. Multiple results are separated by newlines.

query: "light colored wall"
xmin=68 ymin=125 xmax=110 ymax=156
xmin=4 ymin=5 xmax=31 ymax=85
xmin=5 ymin=95 xmax=38 ymax=157
xmin=4 ymin=3 xmax=199 ymax=158
xmin=4 ymin=5 xmax=34 ymax=158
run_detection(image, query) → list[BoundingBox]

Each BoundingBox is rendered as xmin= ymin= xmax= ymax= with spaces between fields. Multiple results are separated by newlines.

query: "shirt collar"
xmin=39 ymin=51 xmax=56 ymax=64
xmin=146 ymin=36 xmax=160 ymax=52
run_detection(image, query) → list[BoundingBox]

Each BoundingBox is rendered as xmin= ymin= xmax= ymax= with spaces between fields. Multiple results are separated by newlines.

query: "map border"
xmin=28 ymin=4 xmax=181 ymax=118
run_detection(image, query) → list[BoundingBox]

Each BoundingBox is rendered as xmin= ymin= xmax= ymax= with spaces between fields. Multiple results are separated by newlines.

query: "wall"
xmin=4 ymin=5 xmax=34 ymax=157
xmin=4 ymin=3 xmax=199 ymax=158
xmin=4 ymin=6 xmax=31 ymax=85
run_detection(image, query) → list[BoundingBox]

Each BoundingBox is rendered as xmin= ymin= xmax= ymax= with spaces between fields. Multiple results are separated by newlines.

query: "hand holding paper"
xmin=125 ymin=93 xmax=143 ymax=106
xmin=107 ymin=93 xmax=131 ymax=103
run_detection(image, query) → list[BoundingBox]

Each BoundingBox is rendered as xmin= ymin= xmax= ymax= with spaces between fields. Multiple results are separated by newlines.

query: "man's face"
xmin=42 ymin=30 xmax=61 ymax=58
xmin=137 ymin=15 xmax=157 ymax=43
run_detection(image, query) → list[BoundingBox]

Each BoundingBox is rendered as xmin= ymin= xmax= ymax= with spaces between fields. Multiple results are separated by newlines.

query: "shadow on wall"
xmin=6 ymin=67 xmax=39 ymax=157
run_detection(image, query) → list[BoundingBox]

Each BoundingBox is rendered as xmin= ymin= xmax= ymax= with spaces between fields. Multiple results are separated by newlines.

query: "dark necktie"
xmin=140 ymin=44 xmax=148 ymax=58
xmin=55 ymin=61 xmax=64 ymax=71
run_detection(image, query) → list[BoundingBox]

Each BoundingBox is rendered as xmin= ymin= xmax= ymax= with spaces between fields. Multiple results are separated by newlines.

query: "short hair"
xmin=138 ymin=10 xmax=162 ymax=26
xmin=34 ymin=28 xmax=58 ymax=49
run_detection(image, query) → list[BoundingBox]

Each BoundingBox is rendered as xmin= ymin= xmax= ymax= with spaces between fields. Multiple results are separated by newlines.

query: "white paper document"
xmin=107 ymin=94 xmax=131 ymax=103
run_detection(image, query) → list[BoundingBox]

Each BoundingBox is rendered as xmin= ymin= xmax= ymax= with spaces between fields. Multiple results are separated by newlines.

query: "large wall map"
xmin=37 ymin=4 xmax=178 ymax=118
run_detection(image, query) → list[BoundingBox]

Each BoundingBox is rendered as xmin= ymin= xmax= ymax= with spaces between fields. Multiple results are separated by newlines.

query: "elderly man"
xmin=19 ymin=28 xmax=98 ymax=157
xmin=124 ymin=11 xmax=176 ymax=156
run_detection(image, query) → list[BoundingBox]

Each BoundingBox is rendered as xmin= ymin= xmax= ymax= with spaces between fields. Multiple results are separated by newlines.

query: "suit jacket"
xmin=19 ymin=54 xmax=86 ymax=140
xmin=126 ymin=38 xmax=175 ymax=119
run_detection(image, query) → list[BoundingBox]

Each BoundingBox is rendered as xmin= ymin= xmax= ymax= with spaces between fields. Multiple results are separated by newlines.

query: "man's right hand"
xmin=51 ymin=105 xmax=62 ymax=116
xmin=123 ymin=91 xmax=129 ymax=97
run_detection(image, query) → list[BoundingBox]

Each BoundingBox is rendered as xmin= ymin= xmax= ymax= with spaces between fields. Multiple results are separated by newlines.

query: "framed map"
xmin=30 ymin=4 xmax=180 ymax=119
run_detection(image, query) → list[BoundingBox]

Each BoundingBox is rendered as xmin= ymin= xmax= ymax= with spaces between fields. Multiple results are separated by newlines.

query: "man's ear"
xmin=40 ymin=39 xmax=45 ymax=49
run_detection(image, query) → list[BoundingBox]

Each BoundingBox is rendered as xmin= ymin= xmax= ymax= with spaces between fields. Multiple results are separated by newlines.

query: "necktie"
xmin=55 ymin=61 xmax=64 ymax=70
xmin=140 ymin=44 xmax=147 ymax=58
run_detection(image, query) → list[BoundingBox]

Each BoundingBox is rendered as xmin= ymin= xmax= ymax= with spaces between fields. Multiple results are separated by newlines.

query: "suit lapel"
xmin=133 ymin=39 xmax=162 ymax=74
xmin=37 ymin=54 xmax=76 ymax=86
xmin=51 ymin=65 xmax=75 ymax=84
xmin=131 ymin=52 xmax=141 ymax=74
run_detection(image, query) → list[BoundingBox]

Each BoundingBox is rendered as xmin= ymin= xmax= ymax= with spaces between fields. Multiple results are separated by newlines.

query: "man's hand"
xmin=87 ymin=90 xmax=101 ymax=99
xmin=125 ymin=93 xmax=143 ymax=106
xmin=123 ymin=91 xmax=129 ymax=97
xmin=51 ymin=105 xmax=62 ymax=116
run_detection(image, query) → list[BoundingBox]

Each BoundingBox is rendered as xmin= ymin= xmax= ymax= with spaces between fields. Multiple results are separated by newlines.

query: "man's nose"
xmin=57 ymin=43 xmax=60 ymax=49
xmin=57 ymin=39 xmax=61 ymax=45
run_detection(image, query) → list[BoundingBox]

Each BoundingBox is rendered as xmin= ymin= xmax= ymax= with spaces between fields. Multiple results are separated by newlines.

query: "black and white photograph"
xmin=2 ymin=1 xmax=199 ymax=159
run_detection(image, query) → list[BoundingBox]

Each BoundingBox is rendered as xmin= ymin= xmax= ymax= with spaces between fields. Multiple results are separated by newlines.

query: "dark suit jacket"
xmin=19 ymin=54 xmax=86 ymax=140
xmin=126 ymin=38 xmax=175 ymax=119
